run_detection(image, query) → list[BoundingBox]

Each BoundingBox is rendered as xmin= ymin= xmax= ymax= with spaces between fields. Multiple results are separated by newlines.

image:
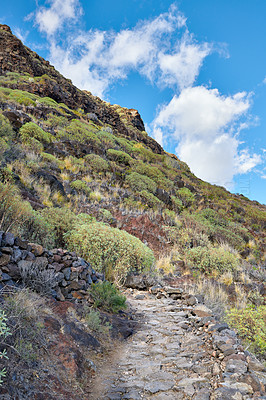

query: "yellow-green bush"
xmin=186 ymin=245 xmax=239 ymax=275
xmin=125 ymin=172 xmax=157 ymax=194
xmin=70 ymin=179 xmax=91 ymax=195
xmin=84 ymin=153 xmax=109 ymax=173
xmin=107 ymin=149 xmax=132 ymax=165
xmin=20 ymin=122 xmax=54 ymax=144
xmin=0 ymin=114 xmax=14 ymax=159
xmin=90 ymin=281 xmax=126 ymax=313
xmin=226 ymin=305 xmax=266 ymax=356
xmin=65 ymin=221 xmax=155 ymax=282
xmin=176 ymin=187 xmax=195 ymax=207
xmin=139 ymin=190 xmax=163 ymax=209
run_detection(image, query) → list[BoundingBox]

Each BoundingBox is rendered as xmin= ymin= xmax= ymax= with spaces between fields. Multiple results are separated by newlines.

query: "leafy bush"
xmin=70 ymin=179 xmax=91 ymax=195
xmin=40 ymin=207 xmax=77 ymax=247
xmin=0 ymin=114 xmax=14 ymax=159
xmin=90 ymin=281 xmax=126 ymax=313
xmin=186 ymin=245 xmax=239 ymax=275
xmin=0 ymin=182 xmax=55 ymax=247
xmin=139 ymin=190 xmax=163 ymax=209
xmin=226 ymin=305 xmax=266 ymax=356
xmin=84 ymin=153 xmax=109 ymax=173
xmin=171 ymin=195 xmax=183 ymax=212
xmin=20 ymin=122 xmax=54 ymax=145
xmin=58 ymin=119 xmax=100 ymax=146
xmin=65 ymin=221 xmax=155 ymax=282
xmin=107 ymin=149 xmax=132 ymax=165
xmin=125 ymin=172 xmax=157 ymax=194
xmin=84 ymin=309 xmax=111 ymax=334
xmin=176 ymin=187 xmax=195 ymax=207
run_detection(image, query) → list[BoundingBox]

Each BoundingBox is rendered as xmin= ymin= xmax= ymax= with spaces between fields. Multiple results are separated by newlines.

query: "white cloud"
xmin=152 ymin=86 xmax=261 ymax=187
xmin=35 ymin=0 xmax=82 ymax=36
xmin=158 ymin=39 xmax=212 ymax=89
xmin=32 ymin=2 xmax=212 ymax=97
xmin=13 ymin=27 xmax=29 ymax=43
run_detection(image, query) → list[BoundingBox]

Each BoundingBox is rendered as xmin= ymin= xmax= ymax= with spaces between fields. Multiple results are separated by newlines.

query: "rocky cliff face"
xmin=0 ymin=24 xmax=163 ymax=153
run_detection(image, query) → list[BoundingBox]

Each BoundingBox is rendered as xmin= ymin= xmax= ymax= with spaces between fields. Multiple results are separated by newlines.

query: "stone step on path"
xmin=90 ymin=289 xmax=266 ymax=400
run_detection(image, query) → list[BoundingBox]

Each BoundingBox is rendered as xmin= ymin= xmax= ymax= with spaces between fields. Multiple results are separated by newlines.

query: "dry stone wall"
xmin=0 ymin=231 xmax=103 ymax=300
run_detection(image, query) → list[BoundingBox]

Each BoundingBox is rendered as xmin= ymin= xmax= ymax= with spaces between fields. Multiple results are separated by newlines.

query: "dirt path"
xmin=89 ymin=290 xmax=266 ymax=400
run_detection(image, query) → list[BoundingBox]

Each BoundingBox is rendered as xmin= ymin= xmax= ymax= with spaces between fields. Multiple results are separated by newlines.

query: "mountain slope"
xmin=0 ymin=23 xmax=265 ymax=284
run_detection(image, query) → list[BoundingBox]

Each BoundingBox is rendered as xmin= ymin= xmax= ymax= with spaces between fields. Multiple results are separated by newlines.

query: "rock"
xmin=164 ymin=286 xmax=183 ymax=295
xmin=211 ymin=323 xmax=230 ymax=332
xmin=11 ymin=248 xmax=22 ymax=262
xmin=1 ymin=272 xmax=12 ymax=281
xmin=134 ymin=294 xmax=145 ymax=300
xmin=225 ymin=359 xmax=248 ymax=374
xmin=220 ymin=382 xmax=253 ymax=395
xmin=0 ymin=254 xmax=10 ymax=266
xmin=149 ymin=285 xmax=162 ymax=295
xmin=67 ymin=281 xmax=83 ymax=291
xmin=29 ymin=243 xmax=44 ymax=256
xmin=14 ymin=237 xmax=28 ymax=250
xmin=63 ymin=322 xmax=100 ymax=348
xmin=1 ymin=247 xmax=13 ymax=254
xmin=62 ymin=267 xmax=71 ymax=280
xmin=6 ymin=263 xmax=20 ymax=280
xmin=2 ymin=232 xmax=14 ymax=246
xmin=124 ymin=274 xmax=146 ymax=290
xmin=247 ymin=356 xmax=266 ymax=372
xmin=32 ymin=257 xmax=48 ymax=270
xmin=193 ymin=304 xmax=213 ymax=317
xmin=218 ymin=344 xmax=236 ymax=357
xmin=186 ymin=295 xmax=197 ymax=306
xmin=214 ymin=387 xmax=243 ymax=399
xmin=0 ymin=231 xmax=3 ymax=246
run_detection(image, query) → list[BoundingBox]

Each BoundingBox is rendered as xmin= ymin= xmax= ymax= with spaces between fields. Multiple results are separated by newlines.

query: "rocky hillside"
xmin=0 ymin=23 xmax=265 ymax=398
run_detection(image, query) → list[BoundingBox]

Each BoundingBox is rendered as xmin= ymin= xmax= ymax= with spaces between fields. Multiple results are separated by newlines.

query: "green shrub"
xmin=70 ymin=179 xmax=91 ymax=195
xmin=139 ymin=190 xmax=163 ymax=209
xmin=8 ymin=89 xmax=36 ymax=106
xmin=186 ymin=245 xmax=239 ymax=275
xmin=171 ymin=195 xmax=183 ymax=212
xmin=65 ymin=221 xmax=155 ymax=282
xmin=0 ymin=182 xmax=55 ymax=247
xmin=84 ymin=153 xmax=109 ymax=173
xmin=20 ymin=122 xmax=54 ymax=144
xmin=176 ymin=187 xmax=195 ymax=207
xmin=84 ymin=309 xmax=111 ymax=334
xmin=90 ymin=281 xmax=126 ymax=313
xmin=58 ymin=119 xmax=100 ymax=146
xmin=45 ymin=114 xmax=68 ymax=130
xmin=0 ymin=114 xmax=14 ymax=159
xmin=226 ymin=305 xmax=266 ymax=356
xmin=125 ymin=172 xmax=157 ymax=194
xmin=107 ymin=149 xmax=132 ymax=165
xmin=40 ymin=207 xmax=78 ymax=247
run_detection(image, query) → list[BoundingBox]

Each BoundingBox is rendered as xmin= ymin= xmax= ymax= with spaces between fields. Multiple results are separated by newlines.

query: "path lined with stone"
xmin=90 ymin=288 xmax=266 ymax=400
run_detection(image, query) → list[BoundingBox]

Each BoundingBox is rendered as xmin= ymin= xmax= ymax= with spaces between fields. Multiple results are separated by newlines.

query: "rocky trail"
xmin=90 ymin=288 xmax=266 ymax=400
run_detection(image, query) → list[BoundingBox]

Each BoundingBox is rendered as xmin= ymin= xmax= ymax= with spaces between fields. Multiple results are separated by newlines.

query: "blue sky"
xmin=1 ymin=0 xmax=266 ymax=204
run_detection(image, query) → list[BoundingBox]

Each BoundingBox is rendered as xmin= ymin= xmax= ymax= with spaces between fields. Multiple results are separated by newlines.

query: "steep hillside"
xmin=0 ymin=23 xmax=265 ymax=375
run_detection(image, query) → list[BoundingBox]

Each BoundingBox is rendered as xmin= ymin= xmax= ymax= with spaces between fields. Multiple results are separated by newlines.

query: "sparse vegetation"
xmin=90 ymin=281 xmax=127 ymax=313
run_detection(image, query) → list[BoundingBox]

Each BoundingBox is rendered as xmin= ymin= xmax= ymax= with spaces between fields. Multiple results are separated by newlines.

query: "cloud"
xmin=32 ymin=2 xmax=212 ymax=97
xmin=152 ymin=86 xmax=261 ymax=187
xmin=35 ymin=0 xmax=82 ymax=36
xmin=13 ymin=27 xmax=29 ymax=43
